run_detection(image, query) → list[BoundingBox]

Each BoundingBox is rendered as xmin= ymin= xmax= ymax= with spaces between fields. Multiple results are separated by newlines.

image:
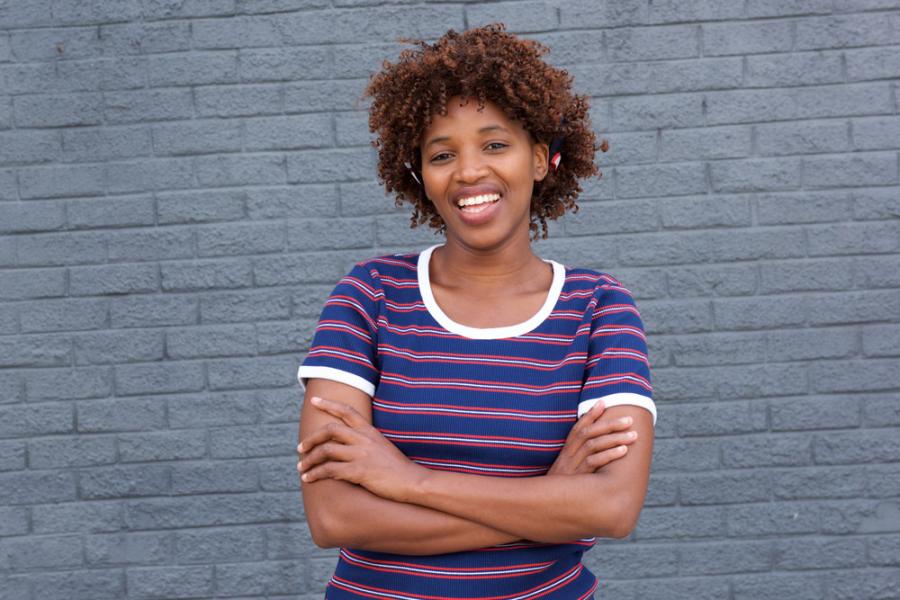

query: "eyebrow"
xmin=423 ymin=125 xmax=511 ymax=149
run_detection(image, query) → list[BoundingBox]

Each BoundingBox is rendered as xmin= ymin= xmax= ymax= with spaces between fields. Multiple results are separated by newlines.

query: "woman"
xmin=296 ymin=23 xmax=656 ymax=599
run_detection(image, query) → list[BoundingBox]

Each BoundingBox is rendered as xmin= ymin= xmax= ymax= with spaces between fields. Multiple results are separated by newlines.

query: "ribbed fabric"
xmin=298 ymin=243 xmax=655 ymax=600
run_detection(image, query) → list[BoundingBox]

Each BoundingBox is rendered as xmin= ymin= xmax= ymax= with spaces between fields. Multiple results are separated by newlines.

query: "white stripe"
xmin=373 ymin=400 xmax=573 ymax=420
xmin=340 ymin=549 xmax=551 ymax=576
xmin=384 ymin=432 xmax=562 ymax=449
xmin=412 ymin=458 xmax=546 ymax=474
xmin=297 ymin=366 xmax=375 ymax=397
xmin=577 ymin=393 xmax=657 ymax=425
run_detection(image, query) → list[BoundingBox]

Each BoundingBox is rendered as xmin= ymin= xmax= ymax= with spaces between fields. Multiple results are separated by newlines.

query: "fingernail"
xmin=619 ymin=417 xmax=632 ymax=425
xmin=297 ymin=443 xmax=304 ymax=452
xmin=311 ymin=397 xmax=322 ymax=404
xmin=627 ymin=431 xmax=637 ymax=439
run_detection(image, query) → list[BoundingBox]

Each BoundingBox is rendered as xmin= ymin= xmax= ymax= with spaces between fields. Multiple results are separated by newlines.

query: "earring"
xmin=548 ymin=117 xmax=566 ymax=173
xmin=404 ymin=161 xmax=422 ymax=186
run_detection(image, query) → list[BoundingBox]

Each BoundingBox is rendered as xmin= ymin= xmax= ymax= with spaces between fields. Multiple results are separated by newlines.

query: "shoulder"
xmin=350 ymin=251 xmax=419 ymax=282
xmin=559 ymin=264 xmax=635 ymax=299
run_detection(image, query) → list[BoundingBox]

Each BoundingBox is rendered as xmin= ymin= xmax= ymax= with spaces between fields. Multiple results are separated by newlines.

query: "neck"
xmin=431 ymin=231 xmax=544 ymax=292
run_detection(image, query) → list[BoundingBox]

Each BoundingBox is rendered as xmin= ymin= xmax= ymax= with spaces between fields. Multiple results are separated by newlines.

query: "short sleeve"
xmin=577 ymin=275 xmax=656 ymax=426
xmin=297 ymin=262 xmax=381 ymax=398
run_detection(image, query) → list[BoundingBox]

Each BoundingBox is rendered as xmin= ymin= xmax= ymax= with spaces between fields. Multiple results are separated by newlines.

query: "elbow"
xmin=305 ymin=496 xmax=354 ymax=549
xmin=595 ymin=493 xmax=643 ymax=540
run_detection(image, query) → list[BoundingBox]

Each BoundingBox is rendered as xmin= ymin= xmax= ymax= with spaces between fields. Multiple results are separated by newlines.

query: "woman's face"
xmin=419 ymin=96 xmax=548 ymax=249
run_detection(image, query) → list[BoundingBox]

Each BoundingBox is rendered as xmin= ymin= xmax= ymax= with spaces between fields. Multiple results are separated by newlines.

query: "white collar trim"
xmin=417 ymin=243 xmax=565 ymax=340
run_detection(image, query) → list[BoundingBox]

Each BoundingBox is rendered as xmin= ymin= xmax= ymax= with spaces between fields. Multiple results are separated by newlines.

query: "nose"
xmin=454 ymin=148 xmax=490 ymax=182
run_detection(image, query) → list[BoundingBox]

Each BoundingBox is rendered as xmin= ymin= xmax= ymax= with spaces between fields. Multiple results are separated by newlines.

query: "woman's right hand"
xmin=547 ymin=401 xmax=638 ymax=476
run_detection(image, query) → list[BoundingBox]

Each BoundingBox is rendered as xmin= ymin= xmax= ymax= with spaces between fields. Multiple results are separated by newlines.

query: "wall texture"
xmin=1 ymin=1 xmax=899 ymax=598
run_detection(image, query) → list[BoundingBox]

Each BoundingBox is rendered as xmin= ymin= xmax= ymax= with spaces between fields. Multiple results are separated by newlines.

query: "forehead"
xmin=421 ymin=96 xmax=529 ymax=144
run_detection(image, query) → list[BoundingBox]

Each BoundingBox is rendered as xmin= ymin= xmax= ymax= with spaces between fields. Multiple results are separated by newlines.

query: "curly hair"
xmin=362 ymin=22 xmax=607 ymax=241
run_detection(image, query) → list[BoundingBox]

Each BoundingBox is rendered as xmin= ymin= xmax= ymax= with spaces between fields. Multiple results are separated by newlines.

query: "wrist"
xmin=402 ymin=462 xmax=433 ymax=504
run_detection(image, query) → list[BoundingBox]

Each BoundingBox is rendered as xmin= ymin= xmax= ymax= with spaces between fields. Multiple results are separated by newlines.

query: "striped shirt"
xmin=298 ymin=242 xmax=656 ymax=600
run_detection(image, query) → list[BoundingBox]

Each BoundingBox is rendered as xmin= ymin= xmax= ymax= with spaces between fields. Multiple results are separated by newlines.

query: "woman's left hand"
xmin=297 ymin=396 xmax=429 ymax=503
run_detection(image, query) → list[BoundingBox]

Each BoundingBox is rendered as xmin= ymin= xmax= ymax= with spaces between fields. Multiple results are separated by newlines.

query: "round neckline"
xmin=418 ymin=243 xmax=565 ymax=340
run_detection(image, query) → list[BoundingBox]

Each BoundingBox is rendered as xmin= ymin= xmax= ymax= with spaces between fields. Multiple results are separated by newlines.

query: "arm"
xmin=402 ymin=405 xmax=655 ymax=543
xmin=302 ymin=399 xmax=655 ymax=544
xmin=299 ymin=377 xmax=522 ymax=554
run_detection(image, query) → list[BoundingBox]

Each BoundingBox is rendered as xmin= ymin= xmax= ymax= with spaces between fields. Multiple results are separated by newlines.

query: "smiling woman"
xmin=296 ymin=23 xmax=656 ymax=600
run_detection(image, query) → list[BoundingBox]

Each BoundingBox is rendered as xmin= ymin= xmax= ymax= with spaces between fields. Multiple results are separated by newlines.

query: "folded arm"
xmin=299 ymin=378 xmax=521 ymax=555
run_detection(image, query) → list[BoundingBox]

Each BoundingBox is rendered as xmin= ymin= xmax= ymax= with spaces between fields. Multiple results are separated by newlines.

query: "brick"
xmin=147 ymin=51 xmax=238 ymax=87
xmin=0 ymin=335 xmax=70 ymax=368
xmin=245 ymin=114 xmax=332 ymax=151
xmin=0 ymin=534 xmax=83 ymax=570
xmin=805 ymin=290 xmax=900 ymax=326
xmin=565 ymin=199 xmax=659 ymax=235
xmin=727 ymin=501 xmax=821 ymax=537
xmin=29 ymin=435 xmax=117 ymax=469
xmin=25 ymin=366 xmax=112 ymax=401
xmin=110 ymin=294 xmax=197 ymax=328
xmin=265 ymin=523 xmax=319 ymax=559
xmin=62 ymin=125 xmax=152 ymax=162
xmin=72 ymin=329 xmax=164 ymax=365
xmin=773 ymin=466 xmax=868 ymax=500
xmin=161 ymin=259 xmax=253 ymax=292
xmin=14 ymin=93 xmax=104 ymax=127
xmin=259 ymin=456 xmax=302 ymax=492
xmin=67 ymin=195 xmax=156 ymax=229
xmin=104 ymin=89 xmax=194 ymax=124
xmin=678 ymin=401 xmax=767 ymax=436
xmin=813 ymin=428 xmax=900 ymax=464
xmin=152 ymin=119 xmax=243 ymax=156
xmin=128 ymin=566 xmax=213 ymax=600
xmin=704 ymin=20 xmax=793 ymax=56
xmin=172 ymin=460 xmax=258 ymax=494
xmin=173 ymin=527 xmax=264 ymax=562
xmin=863 ymin=395 xmax=900 ymax=428
xmin=248 ymin=185 xmax=339 ymax=219
xmin=167 ymin=324 xmax=256 ymax=358
xmin=0 ymin=440 xmax=26 ymax=471
xmin=69 ymin=263 xmax=159 ymax=296
xmin=213 ymin=559 xmax=306 ymax=596
xmin=868 ymin=535 xmax=900 ymax=566
xmin=634 ymin=506 xmax=726 ymax=540
xmin=705 ymin=83 xmax=894 ymax=125
xmin=77 ymin=397 xmax=166 ymax=432
xmin=680 ymin=471 xmax=770 ymax=504
xmin=141 ymin=0 xmax=238 ymax=19
xmin=852 ymin=115 xmax=900 ymax=151
xmin=157 ymin=189 xmax=247 ymax=224
xmin=721 ymin=434 xmax=813 ymax=468
xmin=804 ymin=153 xmax=898 ymax=189
xmin=240 ymin=47 xmax=332 ymax=82
xmin=757 ymin=190 xmax=854 ymax=225
xmin=0 ymin=403 xmax=73 ymax=438
xmin=118 ymin=430 xmax=207 ymax=462
xmin=257 ymin=319 xmax=316 ymax=354
xmin=0 ymin=130 xmax=62 ymax=166
xmin=760 ymin=260 xmax=855 ymax=294
xmin=286 ymin=148 xmax=375 ymax=184
xmin=19 ymin=164 xmax=105 ymax=200
xmin=796 ymin=13 xmax=900 ymax=50
xmin=85 ymin=532 xmax=171 ymax=566
xmin=822 ymin=568 xmax=900 ymax=600
xmin=124 ymin=492 xmax=302 ymax=529
xmin=79 ymin=464 xmax=171 ymax=499
xmin=259 ymin=388 xmax=301 ymax=423
xmin=167 ymin=391 xmax=259 ymax=428
xmin=711 ymin=157 xmax=801 ymax=193
xmin=610 ymin=93 xmax=705 ymax=131
xmin=210 ymin=424 xmax=294 ymax=458
xmin=107 ymin=158 xmax=194 ymax=194
xmin=195 ymin=153 xmax=286 ymax=187
xmin=286 ymin=218 xmax=376 ymax=251
xmin=197 ymin=221 xmax=285 ymax=257
xmin=747 ymin=51 xmax=844 ymax=87
xmin=115 ymin=362 xmax=205 ymax=395
xmin=771 ymin=395 xmax=862 ymax=431
xmin=196 ymin=83 xmax=283 ymax=117
xmin=681 ymin=540 xmax=773 ymax=575
xmin=107 ymin=227 xmax=194 ymax=262
xmin=29 ymin=569 xmax=124 ymax=600
xmin=631 ymin=576 xmax=730 ymax=600
xmin=0 ymin=471 xmax=76 ymax=504
xmin=584 ymin=541 xmax=678 ymax=578
xmin=733 ymin=572 xmax=823 ymax=600
xmin=253 ymin=252 xmax=348 ymax=286
xmin=200 ymin=289 xmax=291 ymax=323
xmin=32 ymin=500 xmax=123 ymax=534
xmin=53 ymin=57 xmax=146 ymax=92
xmin=466 ymin=1 xmax=558 ymax=33
xmin=0 ymin=506 xmax=29 ymax=537
xmin=98 ymin=21 xmax=192 ymax=55
xmin=559 ymin=0 xmax=647 ymax=28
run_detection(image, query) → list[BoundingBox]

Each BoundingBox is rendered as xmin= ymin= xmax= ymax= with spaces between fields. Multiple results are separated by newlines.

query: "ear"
xmin=533 ymin=141 xmax=550 ymax=182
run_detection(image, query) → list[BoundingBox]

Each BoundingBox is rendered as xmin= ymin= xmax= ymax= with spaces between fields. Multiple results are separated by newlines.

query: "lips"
xmin=452 ymin=184 xmax=504 ymax=207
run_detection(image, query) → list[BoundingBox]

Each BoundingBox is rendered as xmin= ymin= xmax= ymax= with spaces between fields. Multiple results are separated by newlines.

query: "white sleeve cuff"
xmin=577 ymin=393 xmax=657 ymax=425
xmin=297 ymin=365 xmax=376 ymax=398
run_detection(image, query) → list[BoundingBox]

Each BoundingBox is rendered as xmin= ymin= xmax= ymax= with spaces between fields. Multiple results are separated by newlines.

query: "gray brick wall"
xmin=1 ymin=1 xmax=898 ymax=598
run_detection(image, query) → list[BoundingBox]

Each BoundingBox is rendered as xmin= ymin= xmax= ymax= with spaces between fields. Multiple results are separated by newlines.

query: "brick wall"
xmin=1 ymin=1 xmax=898 ymax=598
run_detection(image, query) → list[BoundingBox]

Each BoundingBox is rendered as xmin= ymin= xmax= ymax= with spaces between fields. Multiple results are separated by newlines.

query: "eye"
xmin=430 ymin=152 xmax=452 ymax=163
xmin=486 ymin=142 xmax=508 ymax=150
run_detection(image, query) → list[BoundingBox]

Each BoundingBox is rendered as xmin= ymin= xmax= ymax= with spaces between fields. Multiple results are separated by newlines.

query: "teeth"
xmin=457 ymin=193 xmax=500 ymax=207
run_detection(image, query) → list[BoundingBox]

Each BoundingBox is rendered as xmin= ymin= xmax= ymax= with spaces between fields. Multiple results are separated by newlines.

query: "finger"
xmin=309 ymin=396 xmax=370 ymax=429
xmin=584 ymin=415 xmax=635 ymax=437
xmin=299 ymin=441 xmax=355 ymax=473
xmin=298 ymin=421 xmax=360 ymax=454
xmin=584 ymin=430 xmax=638 ymax=453
xmin=585 ymin=445 xmax=629 ymax=470
xmin=301 ymin=460 xmax=341 ymax=484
